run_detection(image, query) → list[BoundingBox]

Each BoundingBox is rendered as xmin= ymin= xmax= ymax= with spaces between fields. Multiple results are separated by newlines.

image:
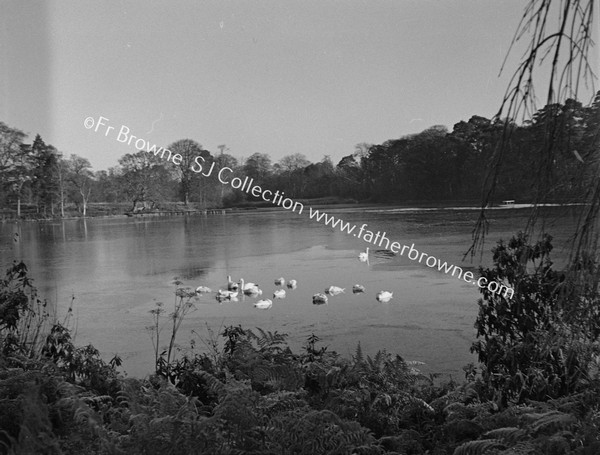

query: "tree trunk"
xmin=81 ymin=186 xmax=91 ymax=217
xmin=57 ymin=163 xmax=65 ymax=217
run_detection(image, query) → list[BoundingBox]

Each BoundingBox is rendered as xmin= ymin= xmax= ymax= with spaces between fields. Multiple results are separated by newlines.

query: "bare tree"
xmin=67 ymin=154 xmax=94 ymax=217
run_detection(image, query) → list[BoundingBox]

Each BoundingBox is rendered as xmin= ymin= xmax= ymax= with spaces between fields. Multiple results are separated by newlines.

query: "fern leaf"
xmin=483 ymin=427 xmax=527 ymax=443
xmin=354 ymin=342 xmax=364 ymax=364
xmin=526 ymin=410 xmax=577 ymax=435
xmin=195 ymin=370 xmax=226 ymax=398
xmin=453 ymin=439 xmax=506 ymax=455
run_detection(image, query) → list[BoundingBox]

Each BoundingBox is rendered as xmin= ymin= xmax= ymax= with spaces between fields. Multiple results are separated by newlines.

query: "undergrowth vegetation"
xmin=1 ymin=234 xmax=600 ymax=454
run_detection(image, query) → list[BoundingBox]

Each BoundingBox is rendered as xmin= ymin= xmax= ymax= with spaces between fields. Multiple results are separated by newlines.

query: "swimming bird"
xmin=195 ymin=286 xmax=212 ymax=294
xmin=273 ymin=289 xmax=286 ymax=299
xmin=352 ymin=284 xmax=365 ymax=294
xmin=286 ymin=279 xmax=297 ymax=289
xmin=325 ymin=285 xmax=345 ymax=296
xmin=254 ymin=299 xmax=273 ymax=310
xmin=376 ymin=291 xmax=393 ymax=302
xmin=239 ymin=278 xmax=260 ymax=294
xmin=217 ymin=289 xmax=238 ymax=299
xmin=358 ymin=247 xmax=369 ymax=262
xmin=312 ymin=293 xmax=328 ymax=305
xmin=274 ymin=277 xmax=285 ymax=286
xmin=244 ymin=286 xmax=263 ymax=297
xmin=227 ymin=275 xmax=239 ymax=291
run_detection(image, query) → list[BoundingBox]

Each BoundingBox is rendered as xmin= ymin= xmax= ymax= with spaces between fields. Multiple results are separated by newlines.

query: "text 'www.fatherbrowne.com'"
xmin=307 ymin=207 xmax=514 ymax=299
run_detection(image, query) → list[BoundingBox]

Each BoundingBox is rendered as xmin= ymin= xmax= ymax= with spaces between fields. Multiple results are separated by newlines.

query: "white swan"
xmin=227 ymin=275 xmax=239 ymax=291
xmin=239 ymin=278 xmax=260 ymax=295
xmin=195 ymin=285 xmax=212 ymax=294
xmin=352 ymin=284 xmax=365 ymax=294
xmin=359 ymin=247 xmax=369 ymax=262
xmin=376 ymin=291 xmax=393 ymax=302
xmin=245 ymin=286 xmax=263 ymax=297
xmin=274 ymin=277 xmax=285 ymax=286
xmin=273 ymin=289 xmax=286 ymax=299
xmin=286 ymin=279 xmax=297 ymax=289
xmin=325 ymin=285 xmax=345 ymax=296
xmin=312 ymin=293 xmax=328 ymax=305
xmin=254 ymin=299 xmax=273 ymax=309
xmin=217 ymin=289 xmax=238 ymax=299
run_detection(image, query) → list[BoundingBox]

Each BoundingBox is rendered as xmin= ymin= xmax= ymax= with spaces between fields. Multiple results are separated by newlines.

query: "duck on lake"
xmin=195 ymin=285 xmax=212 ymax=294
xmin=286 ymin=279 xmax=297 ymax=289
xmin=274 ymin=277 xmax=285 ymax=286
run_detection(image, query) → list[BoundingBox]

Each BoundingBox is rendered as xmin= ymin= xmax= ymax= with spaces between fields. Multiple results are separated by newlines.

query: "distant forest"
xmin=1 ymin=93 xmax=599 ymax=217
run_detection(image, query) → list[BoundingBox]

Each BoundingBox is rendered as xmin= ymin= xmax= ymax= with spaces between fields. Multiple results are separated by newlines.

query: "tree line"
xmin=1 ymin=93 xmax=598 ymax=217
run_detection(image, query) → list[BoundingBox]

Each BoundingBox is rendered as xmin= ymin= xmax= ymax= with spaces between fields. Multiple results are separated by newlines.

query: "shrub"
xmin=472 ymin=232 xmax=599 ymax=404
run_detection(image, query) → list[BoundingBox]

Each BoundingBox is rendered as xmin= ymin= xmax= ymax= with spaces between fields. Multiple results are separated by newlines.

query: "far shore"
xmin=0 ymin=198 xmax=583 ymax=222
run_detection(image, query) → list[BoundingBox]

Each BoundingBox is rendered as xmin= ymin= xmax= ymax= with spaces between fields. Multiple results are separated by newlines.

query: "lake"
xmin=0 ymin=205 xmax=578 ymax=379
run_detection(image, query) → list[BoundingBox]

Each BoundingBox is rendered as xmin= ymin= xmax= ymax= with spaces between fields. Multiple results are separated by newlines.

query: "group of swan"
xmin=254 ymin=276 xmax=298 ymax=309
xmin=198 ymin=275 xmax=299 ymax=309
xmin=196 ymin=246 xmax=392 ymax=307
xmin=313 ymin=284 xmax=392 ymax=304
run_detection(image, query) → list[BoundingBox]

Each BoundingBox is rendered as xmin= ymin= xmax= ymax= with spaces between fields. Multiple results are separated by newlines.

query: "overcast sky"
xmin=2 ymin=1 xmax=598 ymax=171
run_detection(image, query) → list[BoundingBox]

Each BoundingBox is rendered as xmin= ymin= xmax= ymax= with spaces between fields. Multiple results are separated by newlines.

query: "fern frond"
xmin=195 ymin=370 xmax=226 ymax=398
xmin=74 ymin=400 xmax=106 ymax=437
xmin=395 ymin=392 xmax=435 ymax=413
xmin=252 ymin=363 xmax=303 ymax=391
xmin=445 ymin=402 xmax=472 ymax=420
xmin=453 ymin=439 xmax=506 ymax=455
xmin=354 ymin=342 xmax=364 ymax=364
xmin=483 ymin=427 xmax=528 ymax=443
xmin=259 ymin=391 xmax=309 ymax=414
xmin=525 ymin=410 xmax=577 ymax=434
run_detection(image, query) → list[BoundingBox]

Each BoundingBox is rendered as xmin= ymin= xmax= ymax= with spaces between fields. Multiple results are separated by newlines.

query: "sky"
xmin=2 ymin=0 xmax=599 ymax=172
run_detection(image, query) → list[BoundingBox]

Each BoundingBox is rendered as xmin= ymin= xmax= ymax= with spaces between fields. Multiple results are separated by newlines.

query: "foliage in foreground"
xmin=1 ymin=242 xmax=600 ymax=454
xmin=473 ymin=232 xmax=600 ymax=406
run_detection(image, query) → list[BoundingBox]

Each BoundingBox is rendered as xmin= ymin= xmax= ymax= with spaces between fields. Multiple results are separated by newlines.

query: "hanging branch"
xmin=469 ymin=0 xmax=596 ymax=263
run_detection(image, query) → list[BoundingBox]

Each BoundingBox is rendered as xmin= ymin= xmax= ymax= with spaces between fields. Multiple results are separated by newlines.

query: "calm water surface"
xmin=0 ymin=206 xmax=577 ymax=378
